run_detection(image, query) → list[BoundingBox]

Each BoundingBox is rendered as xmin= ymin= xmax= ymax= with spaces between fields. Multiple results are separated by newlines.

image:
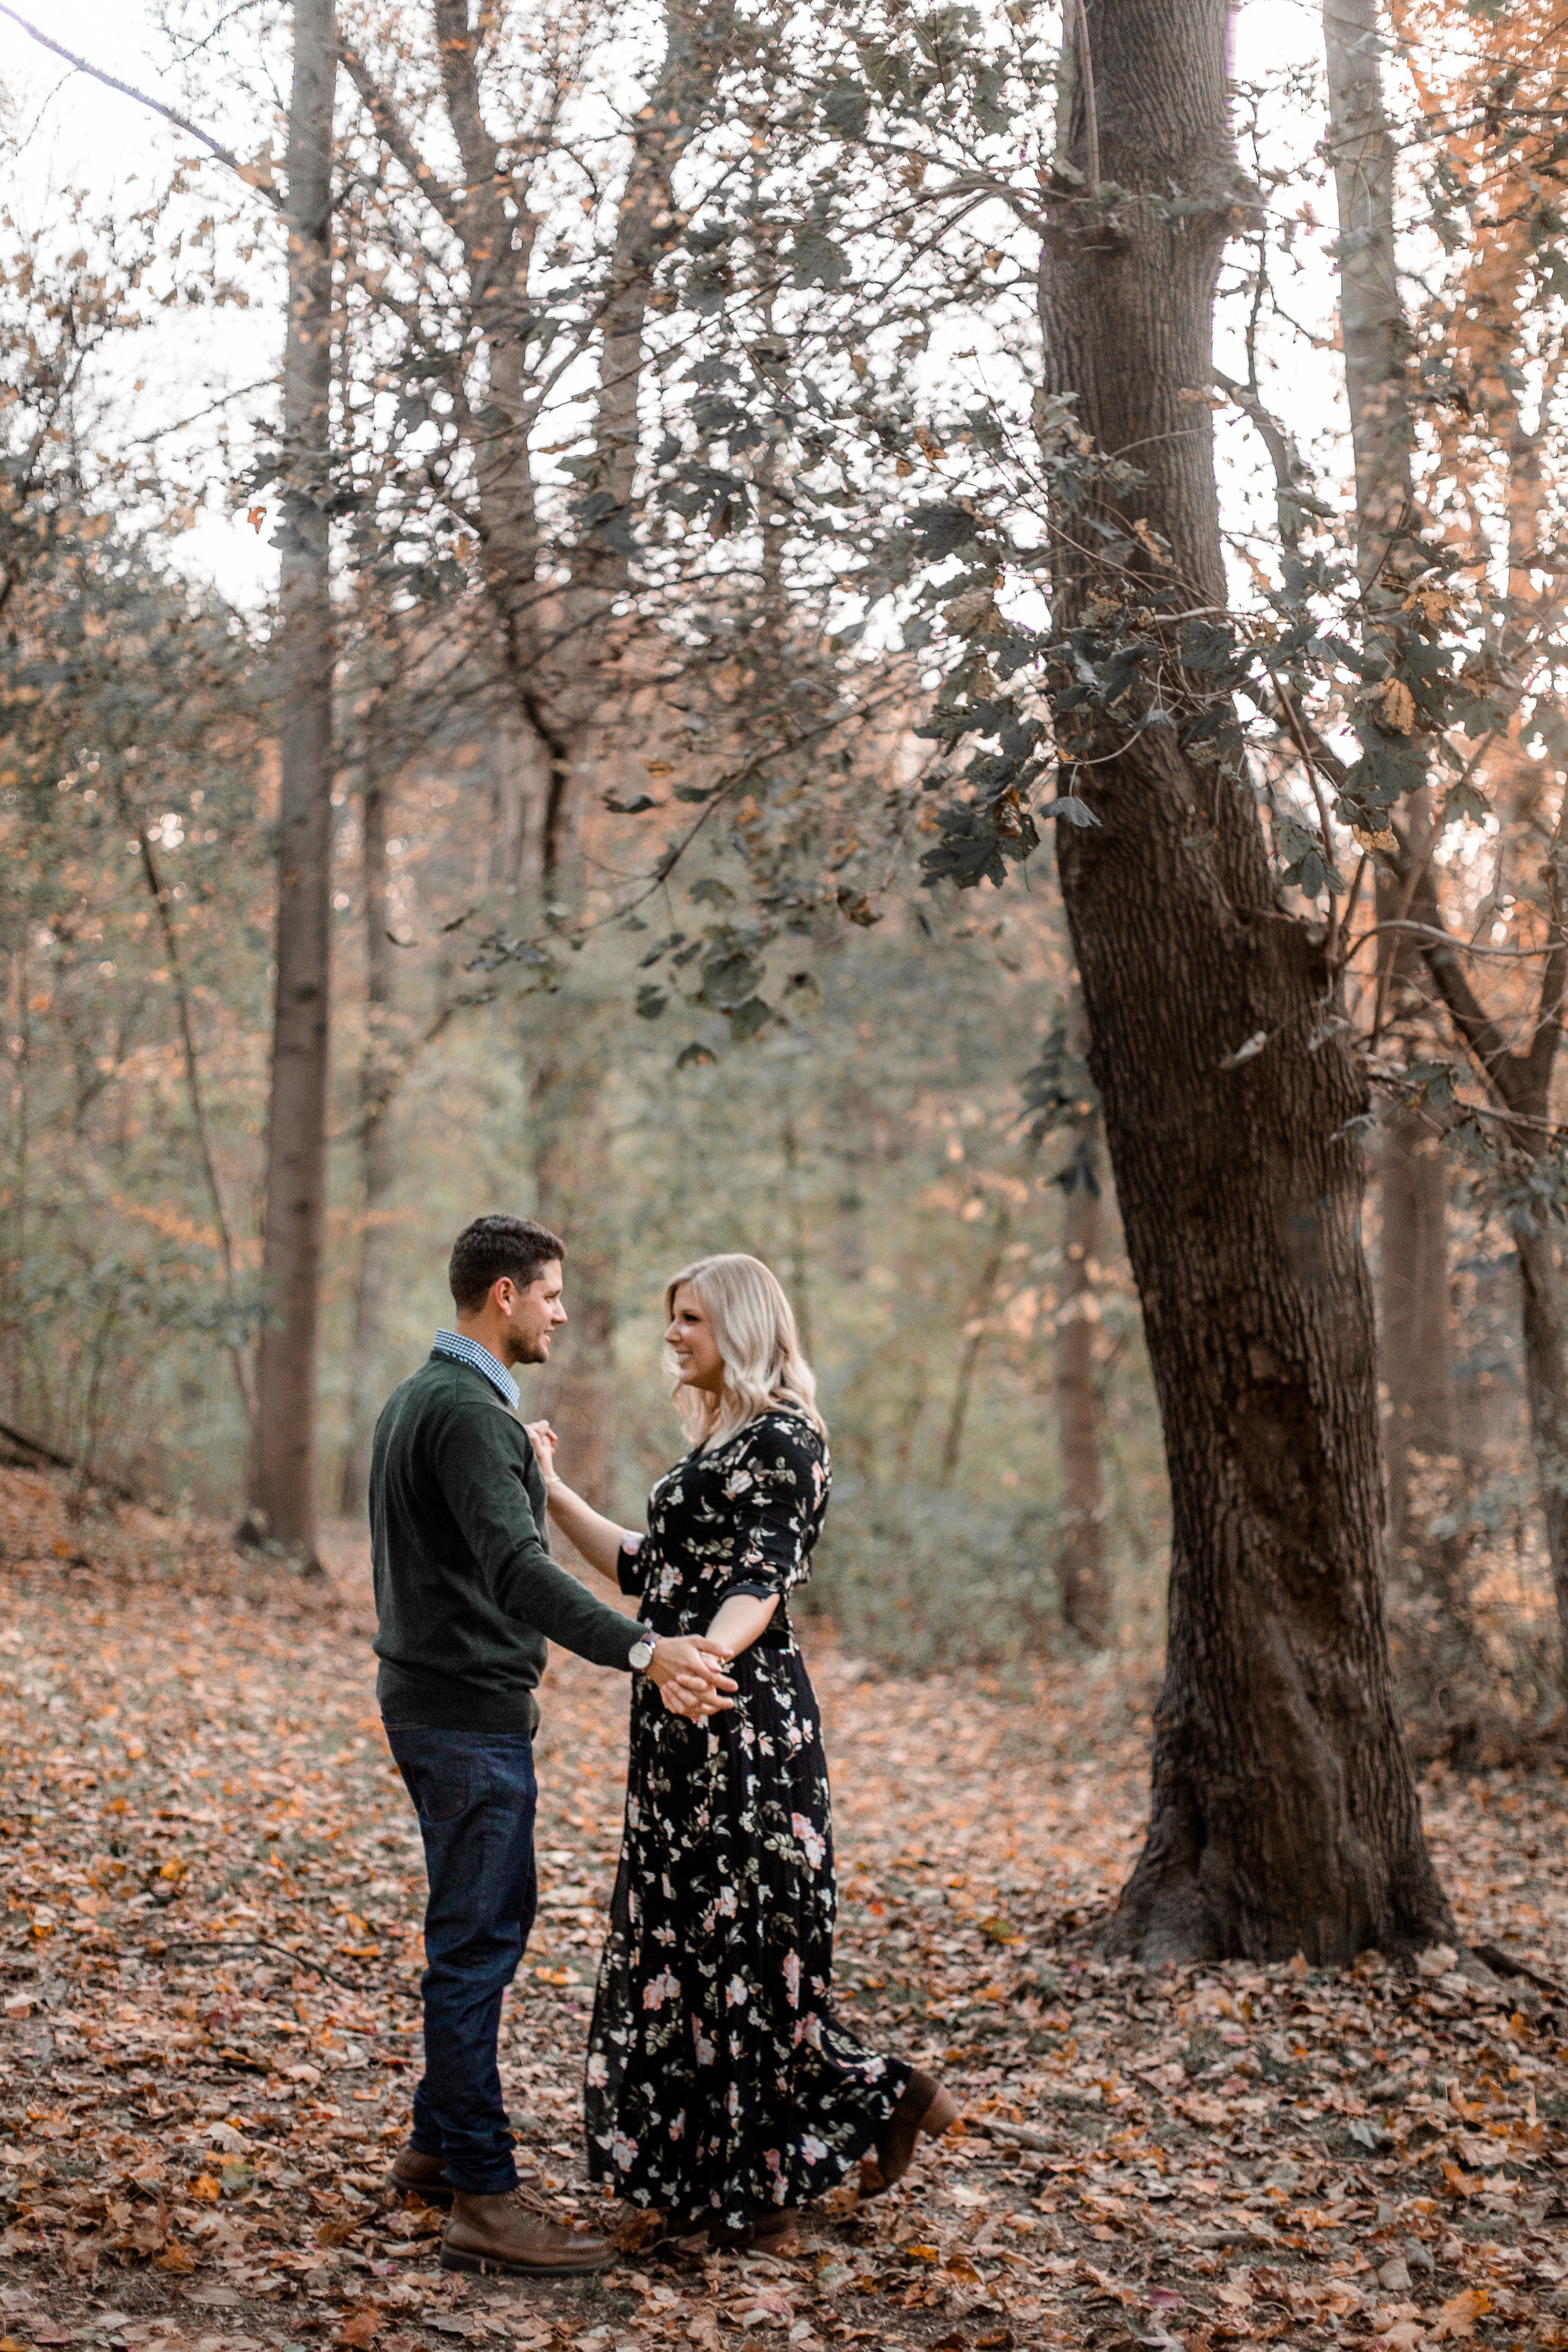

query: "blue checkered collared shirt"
xmin=432 ymin=1328 xmax=520 ymax=1411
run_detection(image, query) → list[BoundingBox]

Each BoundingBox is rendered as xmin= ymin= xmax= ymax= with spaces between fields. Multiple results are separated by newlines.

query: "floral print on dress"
xmin=583 ymin=1410 xmax=910 ymax=2230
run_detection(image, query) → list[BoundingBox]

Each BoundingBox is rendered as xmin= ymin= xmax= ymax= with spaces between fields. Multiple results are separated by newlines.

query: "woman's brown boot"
xmin=706 ymin=2205 xmax=801 ymax=2253
xmin=859 ymin=2070 xmax=960 ymax=2196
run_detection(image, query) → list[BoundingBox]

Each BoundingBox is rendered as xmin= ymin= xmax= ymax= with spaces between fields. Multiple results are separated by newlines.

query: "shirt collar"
xmin=432 ymin=1329 xmax=520 ymax=1411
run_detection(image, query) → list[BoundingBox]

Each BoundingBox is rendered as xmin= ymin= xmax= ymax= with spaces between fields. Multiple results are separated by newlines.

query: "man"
xmin=370 ymin=1213 xmax=735 ymax=2277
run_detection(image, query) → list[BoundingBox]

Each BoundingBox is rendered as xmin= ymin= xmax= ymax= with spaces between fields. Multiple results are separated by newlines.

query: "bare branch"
xmin=339 ymin=40 xmax=457 ymax=223
xmin=0 ymin=4 xmax=283 ymax=209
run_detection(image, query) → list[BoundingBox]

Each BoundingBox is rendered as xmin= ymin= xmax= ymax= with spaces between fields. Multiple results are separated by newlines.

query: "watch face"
xmin=629 ymin=1640 xmax=654 ymax=1669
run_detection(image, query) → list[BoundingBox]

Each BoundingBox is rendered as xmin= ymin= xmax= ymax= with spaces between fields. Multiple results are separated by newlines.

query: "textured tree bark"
xmin=245 ymin=0 xmax=336 ymax=1567
xmin=339 ymin=770 xmax=396 ymax=1519
xmin=1056 ymin=983 xmax=1109 ymax=1647
xmin=1039 ymin=0 xmax=1451 ymax=1961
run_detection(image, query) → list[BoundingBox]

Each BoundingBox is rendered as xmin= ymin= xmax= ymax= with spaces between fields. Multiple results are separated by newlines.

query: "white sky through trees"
xmin=1 ymin=0 xmax=1345 ymax=612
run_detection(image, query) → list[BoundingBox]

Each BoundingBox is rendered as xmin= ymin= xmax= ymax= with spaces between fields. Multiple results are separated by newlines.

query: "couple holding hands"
xmin=368 ymin=1216 xmax=956 ymax=2276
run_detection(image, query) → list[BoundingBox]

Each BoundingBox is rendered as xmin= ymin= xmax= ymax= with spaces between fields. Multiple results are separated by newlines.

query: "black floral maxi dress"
xmin=584 ymin=1409 xmax=911 ymax=2230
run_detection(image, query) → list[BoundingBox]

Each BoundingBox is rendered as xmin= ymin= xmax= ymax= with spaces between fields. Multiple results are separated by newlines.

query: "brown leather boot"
xmin=384 ymin=2144 xmax=453 ymax=2210
xmin=859 ymin=2069 xmax=961 ymax=2196
xmin=441 ymin=2188 xmax=615 ymax=2277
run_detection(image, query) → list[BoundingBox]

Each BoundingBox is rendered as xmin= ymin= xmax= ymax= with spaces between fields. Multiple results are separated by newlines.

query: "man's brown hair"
xmin=447 ymin=1215 xmax=566 ymax=1313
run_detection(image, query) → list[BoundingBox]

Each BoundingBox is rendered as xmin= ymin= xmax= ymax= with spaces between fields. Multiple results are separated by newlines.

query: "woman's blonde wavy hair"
xmin=665 ymin=1253 xmax=827 ymax=1451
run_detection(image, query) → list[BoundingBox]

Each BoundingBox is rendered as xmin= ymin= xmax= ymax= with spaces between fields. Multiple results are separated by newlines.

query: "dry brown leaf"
xmin=1432 ymin=2287 xmax=1490 ymax=2340
xmin=1374 ymin=677 xmax=1416 ymax=733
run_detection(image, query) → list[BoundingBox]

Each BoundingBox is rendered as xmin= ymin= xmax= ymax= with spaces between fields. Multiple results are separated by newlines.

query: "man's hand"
xmin=646 ymin=1634 xmax=736 ymax=1719
xmin=523 ymin=1420 xmax=558 ymax=1483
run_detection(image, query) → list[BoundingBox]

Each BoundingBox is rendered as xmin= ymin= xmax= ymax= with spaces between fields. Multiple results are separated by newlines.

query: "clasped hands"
xmin=645 ymin=1635 xmax=738 ymax=1722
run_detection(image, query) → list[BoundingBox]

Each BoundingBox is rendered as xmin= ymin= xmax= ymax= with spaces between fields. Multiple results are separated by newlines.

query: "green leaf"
xmin=727 ymin=995 xmax=774 ymax=1041
xmin=1403 ymin=1059 xmax=1457 ymax=1111
xmin=697 ymin=939 xmax=766 ymax=1009
xmin=820 ymin=78 xmax=869 ymax=139
xmin=1053 ymin=1140 xmax=1101 ymax=1197
xmin=907 ymin=502 xmax=986 ymax=559
xmin=635 ymin=985 xmax=669 ymax=1020
xmin=790 ymin=227 xmax=849 ymax=289
xmin=1443 ymin=776 xmax=1488 ymax=826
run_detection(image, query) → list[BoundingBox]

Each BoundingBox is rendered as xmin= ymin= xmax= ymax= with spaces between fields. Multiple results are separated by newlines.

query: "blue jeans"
xmin=383 ymin=1718 xmax=539 ymax=2193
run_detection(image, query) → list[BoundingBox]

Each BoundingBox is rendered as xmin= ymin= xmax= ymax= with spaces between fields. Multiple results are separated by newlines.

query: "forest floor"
xmin=0 ymin=1467 xmax=1565 ymax=2352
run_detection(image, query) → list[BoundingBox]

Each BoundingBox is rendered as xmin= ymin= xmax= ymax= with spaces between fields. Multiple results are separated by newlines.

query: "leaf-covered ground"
xmin=1 ymin=1465 xmax=1566 ymax=2352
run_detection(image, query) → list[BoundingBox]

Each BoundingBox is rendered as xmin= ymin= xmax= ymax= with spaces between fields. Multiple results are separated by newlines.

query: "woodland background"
xmin=7 ymin=4 xmax=1568 ymax=2348
xmin=3 ymin=0 xmax=1567 ymax=1747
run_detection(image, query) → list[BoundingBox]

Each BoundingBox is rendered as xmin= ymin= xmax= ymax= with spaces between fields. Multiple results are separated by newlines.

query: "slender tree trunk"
xmin=339 ymin=770 xmax=396 ymax=1518
xmin=2 ymin=945 xmax=29 ymax=1425
xmin=245 ymin=0 xmax=336 ymax=1566
xmin=1517 ymin=1225 xmax=1568 ymax=1655
xmin=1041 ymin=0 xmax=1450 ymax=1961
xmin=530 ymin=1046 xmax=616 ymax=1515
xmin=1323 ymin=0 xmax=1415 ymax=574
xmin=781 ymin=1118 xmax=813 ymax=1357
xmin=940 ymin=1198 xmax=1011 ymax=1485
xmin=1406 ymin=845 xmax=1568 ymax=1665
xmin=1323 ymin=0 xmax=1458 ymax=1563
xmin=1378 ymin=1109 xmax=1453 ymax=1557
xmin=1057 ymin=983 xmax=1110 ymax=1646
xmin=1327 ymin=0 xmax=1568 ymax=1658
xmin=119 ymin=784 xmax=258 ymax=1432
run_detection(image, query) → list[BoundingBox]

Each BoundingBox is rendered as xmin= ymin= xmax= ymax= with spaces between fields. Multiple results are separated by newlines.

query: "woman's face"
xmin=665 ymin=1284 xmax=726 ymax=1395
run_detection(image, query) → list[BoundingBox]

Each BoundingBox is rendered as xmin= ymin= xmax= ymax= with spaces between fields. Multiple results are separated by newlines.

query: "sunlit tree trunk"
xmin=1041 ymin=0 xmax=1451 ymax=1961
xmin=245 ymin=0 xmax=337 ymax=1569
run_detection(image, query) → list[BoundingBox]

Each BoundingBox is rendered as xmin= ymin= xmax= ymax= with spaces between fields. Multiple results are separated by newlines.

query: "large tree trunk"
xmin=1056 ymin=982 xmax=1110 ymax=1647
xmin=339 ymin=770 xmax=396 ymax=1519
xmin=245 ymin=0 xmax=337 ymax=1567
xmin=1041 ymin=0 xmax=1450 ymax=1961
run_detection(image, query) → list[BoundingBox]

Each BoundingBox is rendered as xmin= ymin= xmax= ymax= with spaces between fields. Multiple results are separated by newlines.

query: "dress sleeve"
xmin=617 ymin=1536 xmax=645 ymax=1599
xmin=713 ymin=1418 xmax=825 ymax=1604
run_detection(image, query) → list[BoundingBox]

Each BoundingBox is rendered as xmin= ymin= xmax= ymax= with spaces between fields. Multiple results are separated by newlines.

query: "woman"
xmin=526 ymin=1253 xmax=956 ymax=2250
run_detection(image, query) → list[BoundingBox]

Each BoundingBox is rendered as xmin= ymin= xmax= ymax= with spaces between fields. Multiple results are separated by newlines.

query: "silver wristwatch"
xmin=628 ymin=1628 xmax=659 ymax=1671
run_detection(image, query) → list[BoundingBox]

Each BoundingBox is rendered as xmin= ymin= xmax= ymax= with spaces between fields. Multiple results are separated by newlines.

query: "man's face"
xmin=495 ymin=1262 xmax=568 ymax=1366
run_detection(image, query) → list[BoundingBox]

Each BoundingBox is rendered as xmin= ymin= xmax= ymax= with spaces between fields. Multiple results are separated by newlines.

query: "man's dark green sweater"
xmin=369 ymin=1352 xmax=637 ymax=1734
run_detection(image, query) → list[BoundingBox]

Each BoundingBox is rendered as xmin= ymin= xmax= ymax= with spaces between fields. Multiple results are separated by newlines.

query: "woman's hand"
xmin=646 ymin=1635 xmax=736 ymax=1720
xmin=524 ymin=1420 xmax=558 ymax=1485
